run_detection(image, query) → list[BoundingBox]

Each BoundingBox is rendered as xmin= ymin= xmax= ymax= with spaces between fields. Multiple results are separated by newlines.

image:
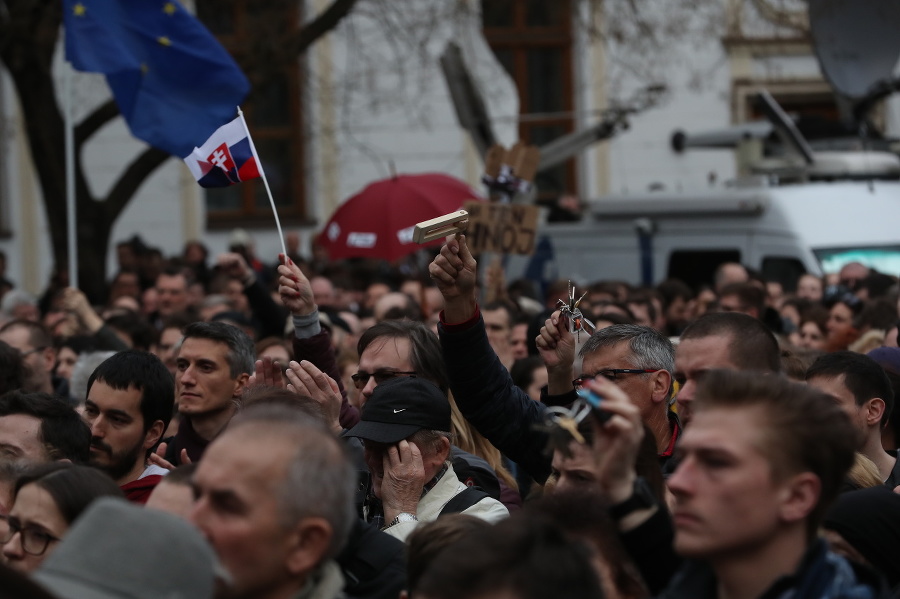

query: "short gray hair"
xmin=410 ymin=429 xmax=454 ymax=459
xmin=230 ymin=404 xmax=356 ymax=559
xmin=70 ymin=351 xmax=118 ymax=403
xmin=579 ymin=324 xmax=674 ymax=374
xmin=1 ymin=290 xmax=36 ymax=317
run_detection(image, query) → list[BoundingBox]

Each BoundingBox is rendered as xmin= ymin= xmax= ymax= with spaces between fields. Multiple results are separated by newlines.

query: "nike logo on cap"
xmin=393 ymin=408 xmax=407 ymax=413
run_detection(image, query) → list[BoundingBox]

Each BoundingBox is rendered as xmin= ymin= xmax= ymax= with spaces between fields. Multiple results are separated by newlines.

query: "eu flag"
xmin=63 ymin=0 xmax=250 ymax=158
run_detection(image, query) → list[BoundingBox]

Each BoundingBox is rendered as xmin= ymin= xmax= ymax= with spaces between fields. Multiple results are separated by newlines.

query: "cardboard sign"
xmin=464 ymin=201 xmax=540 ymax=255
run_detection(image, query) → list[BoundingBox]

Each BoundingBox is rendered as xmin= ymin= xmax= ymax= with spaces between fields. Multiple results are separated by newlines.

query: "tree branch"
xmin=287 ymin=0 xmax=359 ymax=56
xmin=104 ymin=147 xmax=171 ymax=217
xmin=75 ymin=99 xmax=120 ymax=146
xmin=0 ymin=1 xmax=11 ymax=57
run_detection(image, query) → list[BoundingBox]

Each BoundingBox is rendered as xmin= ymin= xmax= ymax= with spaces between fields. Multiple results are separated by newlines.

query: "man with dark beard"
xmin=82 ymin=350 xmax=174 ymax=502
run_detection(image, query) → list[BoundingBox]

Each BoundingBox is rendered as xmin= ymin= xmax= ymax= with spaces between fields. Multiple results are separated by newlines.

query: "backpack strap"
xmin=439 ymin=486 xmax=491 ymax=517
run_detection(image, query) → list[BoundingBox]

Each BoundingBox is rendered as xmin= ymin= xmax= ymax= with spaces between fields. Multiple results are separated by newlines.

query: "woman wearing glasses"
xmin=1 ymin=463 xmax=123 ymax=572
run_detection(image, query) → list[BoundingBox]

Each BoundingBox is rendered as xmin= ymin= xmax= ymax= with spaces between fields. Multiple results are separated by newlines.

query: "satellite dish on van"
xmin=808 ymin=0 xmax=900 ymax=101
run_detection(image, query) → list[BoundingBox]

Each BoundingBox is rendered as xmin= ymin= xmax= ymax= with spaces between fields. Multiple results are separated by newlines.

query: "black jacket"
xmin=439 ymin=312 xmax=553 ymax=484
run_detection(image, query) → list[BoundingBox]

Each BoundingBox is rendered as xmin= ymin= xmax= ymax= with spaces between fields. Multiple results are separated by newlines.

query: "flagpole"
xmin=64 ymin=59 xmax=78 ymax=289
xmin=236 ymin=107 xmax=288 ymax=258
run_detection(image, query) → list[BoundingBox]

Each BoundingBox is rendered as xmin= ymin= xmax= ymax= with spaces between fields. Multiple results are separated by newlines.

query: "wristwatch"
xmin=387 ymin=512 xmax=418 ymax=528
xmin=608 ymin=478 xmax=656 ymax=521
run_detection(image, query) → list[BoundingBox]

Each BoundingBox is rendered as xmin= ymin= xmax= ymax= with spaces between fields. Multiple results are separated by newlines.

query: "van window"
xmin=668 ymin=250 xmax=741 ymax=290
xmin=761 ymin=257 xmax=806 ymax=292
xmin=814 ymin=246 xmax=900 ymax=276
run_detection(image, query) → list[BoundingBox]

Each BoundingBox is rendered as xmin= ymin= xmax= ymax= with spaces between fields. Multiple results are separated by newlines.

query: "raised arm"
xmin=277 ymin=254 xmax=359 ymax=428
xmin=430 ymin=235 xmax=552 ymax=482
xmin=536 ymin=310 xmax=578 ymax=397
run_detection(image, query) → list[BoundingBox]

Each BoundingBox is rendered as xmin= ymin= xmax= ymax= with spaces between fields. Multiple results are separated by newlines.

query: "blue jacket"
xmin=657 ymin=539 xmax=890 ymax=599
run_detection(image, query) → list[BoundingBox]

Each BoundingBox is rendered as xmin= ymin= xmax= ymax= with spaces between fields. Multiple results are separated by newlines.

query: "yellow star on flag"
xmin=141 ymin=63 xmax=149 ymax=74
xmin=163 ymin=2 xmax=177 ymax=15
xmin=157 ymin=36 xmax=172 ymax=47
xmin=73 ymin=2 xmax=86 ymax=16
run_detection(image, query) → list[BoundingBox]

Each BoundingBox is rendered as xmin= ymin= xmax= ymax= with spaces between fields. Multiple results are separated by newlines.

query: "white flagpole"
xmin=236 ymin=107 xmax=288 ymax=258
xmin=64 ymin=60 xmax=78 ymax=289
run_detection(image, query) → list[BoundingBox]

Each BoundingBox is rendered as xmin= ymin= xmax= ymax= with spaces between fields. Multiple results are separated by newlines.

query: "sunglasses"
xmin=350 ymin=369 xmax=417 ymax=389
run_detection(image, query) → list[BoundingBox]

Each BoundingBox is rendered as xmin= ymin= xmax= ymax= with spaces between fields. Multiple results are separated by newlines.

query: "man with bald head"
xmin=839 ymin=262 xmax=870 ymax=293
xmin=713 ymin=262 xmax=749 ymax=293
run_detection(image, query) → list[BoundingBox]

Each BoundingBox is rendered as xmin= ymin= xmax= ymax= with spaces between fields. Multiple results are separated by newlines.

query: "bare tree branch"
xmin=749 ymin=0 xmax=808 ymax=34
xmin=75 ymin=99 xmax=119 ymax=146
xmin=104 ymin=147 xmax=171 ymax=216
xmin=286 ymin=0 xmax=359 ymax=56
xmin=0 ymin=1 xmax=11 ymax=56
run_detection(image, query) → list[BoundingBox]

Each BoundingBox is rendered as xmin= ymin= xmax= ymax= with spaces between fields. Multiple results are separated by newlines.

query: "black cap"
xmin=343 ymin=377 xmax=450 ymax=444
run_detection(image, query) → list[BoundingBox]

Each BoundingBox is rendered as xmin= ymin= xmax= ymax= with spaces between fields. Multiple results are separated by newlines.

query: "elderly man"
xmin=190 ymin=403 xmax=356 ymax=599
xmin=275 ymin=255 xmax=507 ymax=502
xmin=429 ymin=234 xmax=676 ymax=486
xmin=344 ymin=377 xmax=507 ymax=542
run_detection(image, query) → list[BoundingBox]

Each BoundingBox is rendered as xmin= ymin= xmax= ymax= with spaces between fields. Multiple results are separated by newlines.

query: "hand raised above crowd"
xmin=215 ymin=252 xmax=255 ymax=284
xmin=58 ymin=286 xmax=104 ymax=333
xmin=536 ymin=309 xmax=578 ymax=394
xmin=276 ymin=253 xmax=316 ymax=316
xmin=428 ymin=234 xmax=477 ymax=323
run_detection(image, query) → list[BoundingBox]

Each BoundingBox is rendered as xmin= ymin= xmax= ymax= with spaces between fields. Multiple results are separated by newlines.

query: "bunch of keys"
xmin=556 ymin=281 xmax=596 ymax=343
xmin=541 ymin=387 xmax=611 ymax=457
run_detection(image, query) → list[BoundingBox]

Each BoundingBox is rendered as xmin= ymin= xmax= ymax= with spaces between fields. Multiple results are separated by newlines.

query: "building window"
xmin=482 ymin=0 xmax=576 ymax=203
xmin=197 ymin=0 xmax=307 ymax=228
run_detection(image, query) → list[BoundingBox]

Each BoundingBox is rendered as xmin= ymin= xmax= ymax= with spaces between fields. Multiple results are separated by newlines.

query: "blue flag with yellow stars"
xmin=63 ymin=0 xmax=250 ymax=158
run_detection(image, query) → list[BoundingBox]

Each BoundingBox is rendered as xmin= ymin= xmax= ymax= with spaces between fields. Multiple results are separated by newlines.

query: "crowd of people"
xmin=0 ymin=229 xmax=899 ymax=599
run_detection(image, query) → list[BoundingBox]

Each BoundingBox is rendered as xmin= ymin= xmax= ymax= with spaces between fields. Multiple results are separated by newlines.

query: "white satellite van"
xmin=508 ymin=153 xmax=900 ymax=291
xmin=505 ymin=0 xmax=900 ymax=293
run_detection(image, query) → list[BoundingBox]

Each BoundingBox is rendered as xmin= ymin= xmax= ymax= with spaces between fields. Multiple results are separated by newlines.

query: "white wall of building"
xmin=1 ymin=0 xmax=897 ymax=295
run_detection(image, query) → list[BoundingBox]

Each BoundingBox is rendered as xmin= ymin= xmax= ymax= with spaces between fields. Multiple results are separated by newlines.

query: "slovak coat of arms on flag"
xmin=183 ymin=116 xmax=261 ymax=188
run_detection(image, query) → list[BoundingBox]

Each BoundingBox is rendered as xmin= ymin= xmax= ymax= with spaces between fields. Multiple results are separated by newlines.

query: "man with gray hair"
xmin=164 ymin=321 xmax=254 ymax=465
xmin=430 ymin=234 xmax=677 ymax=488
xmin=191 ymin=403 xmax=355 ymax=599
xmin=539 ymin=322 xmax=677 ymax=459
xmin=0 ymin=289 xmax=39 ymax=322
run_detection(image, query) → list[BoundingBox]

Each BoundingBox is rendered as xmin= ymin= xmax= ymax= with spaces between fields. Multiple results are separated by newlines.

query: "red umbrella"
xmin=317 ymin=173 xmax=484 ymax=261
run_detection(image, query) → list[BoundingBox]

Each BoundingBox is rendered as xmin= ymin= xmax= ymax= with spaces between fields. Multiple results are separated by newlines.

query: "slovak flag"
xmin=183 ymin=115 xmax=261 ymax=188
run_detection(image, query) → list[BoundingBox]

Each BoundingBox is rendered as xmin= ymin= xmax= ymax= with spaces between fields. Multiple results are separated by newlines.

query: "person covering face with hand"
xmin=343 ymin=376 xmax=507 ymax=542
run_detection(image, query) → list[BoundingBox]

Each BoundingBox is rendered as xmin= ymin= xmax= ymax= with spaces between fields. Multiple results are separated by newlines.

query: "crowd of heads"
xmin=0 ymin=233 xmax=897 ymax=598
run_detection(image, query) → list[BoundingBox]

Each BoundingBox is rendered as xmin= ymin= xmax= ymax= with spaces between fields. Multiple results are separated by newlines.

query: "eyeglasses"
xmin=573 ymin=369 xmax=660 ymax=388
xmin=19 ymin=347 xmax=46 ymax=358
xmin=0 ymin=515 xmax=61 ymax=556
xmin=350 ymin=369 xmax=417 ymax=389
